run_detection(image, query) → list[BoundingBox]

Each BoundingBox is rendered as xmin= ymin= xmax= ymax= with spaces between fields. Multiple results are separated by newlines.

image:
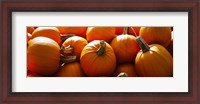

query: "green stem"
xmin=130 ymin=27 xmax=138 ymax=36
xmin=61 ymin=34 xmax=75 ymax=42
xmin=61 ymin=45 xmax=74 ymax=55
xmin=97 ymin=40 xmax=106 ymax=56
xmin=60 ymin=55 xmax=76 ymax=65
xmin=136 ymin=36 xmax=150 ymax=53
xmin=123 ymin=27 xmax=130 ymax=34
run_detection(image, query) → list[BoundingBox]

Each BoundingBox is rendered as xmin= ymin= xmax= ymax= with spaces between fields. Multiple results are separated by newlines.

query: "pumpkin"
xmin=135 ymin=36 xmax=173 ymax=77
xmin=27 ymin=37 xmax=60 ymax=76
xmin=114 ymin=64 xmax=137 ymax=77
xmin=57 ymin=27 xmax=87 ymax=38
xmin=110 ymin=27 xmax=140 ymax=63
xmin=167 ymin=39 xmax=173 ymax=57
xmin=55 ymin=62 xmax=84 ymax=77
xmin=32 ymin=27 xmax=61 ymax=45
xmin=80 ymin=40 xmax=116 ymax=77
xmin=139 ymin=27 xmax=171 ymax=47
xmin=27 ymin=70 xmax=42 ymax=77
xmin=27 ymin=33 xmax=32 ymax=42
xmin=86 ymin=27 xmax=116 ymax=43
xmin=27 ymin=26 xmax=35 ymax=34
xmin=115 ymin=27 xmax=140 ymax=36
xmin=129 ymin=27 xmax=140 ymax=36
xmin=61 ymin=36 xmax=88 ymax=61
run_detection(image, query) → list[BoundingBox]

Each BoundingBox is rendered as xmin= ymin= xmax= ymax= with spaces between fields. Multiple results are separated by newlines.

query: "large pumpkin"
xmin=32 ymin=27 xmax=61 ymax=45
xmin=80 ymin=40 xmax=116 ymax=76
xmin=139 ymin=27 xmax=171 ymax=47
xmin=55 ymin=62 xmax=84 ymax=77
xmin=111 ymin=27 xmax=140 ymax=63
xmin=27 ymin=37 xmax=60 ymax=76
xmin=57 ymin=27 xmax=87 ymax=38
xmin=135 ymin=36 xmax=173 ymax=77
xmin=86 ymin=27 xmax=116 ymax=43
xmin=114 ymin=64 xmax=137 ymax=77
xmin=61 ymin=36 xmax=88 ymax=60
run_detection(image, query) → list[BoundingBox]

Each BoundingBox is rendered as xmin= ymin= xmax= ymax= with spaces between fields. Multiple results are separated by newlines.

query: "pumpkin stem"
xmin=123 ymin=27 xmax=130 ymax=34
xmin=130 ymin=27 xmax=138 ymax=36
xmin=60 ymin=55 xmax=76 ymax=65
xmin=61 ymin=45 xmax=74 ymax=55
xmin=136 ymin=36 xmax=150 ymax=53
xmin=117 ymin=72 xmax=128 ymax=77
xmin=61 ymin=34 xmax=75 ymax=42
xmin=97 ymin=40 xmax=106 ymax=56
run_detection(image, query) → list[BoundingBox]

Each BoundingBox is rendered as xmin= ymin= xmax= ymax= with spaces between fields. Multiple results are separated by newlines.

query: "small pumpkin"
xmin=55 ymin=62 xmax=84 ymax=77
xmin=114 ymin=64 xmax=137 ymax=77
xmin=139 ymin=27 xmax=171 ymax=47
xmin=86 ymin=27 xmax=116 ymax=43
xmin=135 ymin=36 xmax=173 ymax=77
xmin=111 ymin=27 xmax=140 ymax=63
xmin=61 ymin=36 xmax=88 ymax=61
xmin=57 ymin=27 xmax=87 ymax=38
xmin=80 ymin=40 xmax=116 ymax=77
xmin=27 ymin=37 xmax=60 ymax=76
xmin=32 ymin=27 xmax=61 ymax=45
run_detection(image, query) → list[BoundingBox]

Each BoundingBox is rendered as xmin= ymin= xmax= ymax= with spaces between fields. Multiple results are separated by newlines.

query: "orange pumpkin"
xmin=80 ymin=40 xmax=116 ymax=76
xmin=129 ymin=27 xmax=140 ymax=36
xmin=27 ymin=33 xmax=32 ymax=42
xmin=27 ymin=37 xmax=60 ymax=76
xmin=167 ymin=39 xmax=173 ymax=57
xmin=27 ymin=70 xmax=42 ymax=77
xmin=27 ymin=26 xmax=35 ymax=34
xmin=32 ymin=27 xmax=61 ymax=45
xmin=55 ymin=62 xmax=84 ymax=77
xmin=57 ymin=27 xmax=87 ymax=38
xmin=86 ymin=27 xmax=116 ymax=43
xmin=135 ymin=36 xmax=173 ymax=77
xmin=115 ymin=27 xmax=140 ymax=36
xmin=139 ymin=27 xmax=171 ymax=47
xmin=114 ymin=64 xmax=137 ymax=77
xmin=111 ymin=27 xmax=140 ymax=63
xmin=61 ymin=36 xmax=88 ymax=60
xmin=115 ymin=27 xmax=124 ymax=35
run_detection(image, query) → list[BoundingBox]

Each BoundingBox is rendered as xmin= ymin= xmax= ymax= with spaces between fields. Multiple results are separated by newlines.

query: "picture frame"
xmin=1 ymin=0 xmax=199 ymax=103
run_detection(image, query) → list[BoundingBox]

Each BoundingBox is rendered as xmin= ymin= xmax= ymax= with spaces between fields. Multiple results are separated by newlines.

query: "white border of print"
xmin=12 ymin=12 xmax=188 ymax=92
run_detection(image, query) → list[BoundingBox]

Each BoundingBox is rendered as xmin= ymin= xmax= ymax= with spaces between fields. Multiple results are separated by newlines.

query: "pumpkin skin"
xmin=86 ymin=27 xmax=116 ymax=43
xmin=167 ymin=39 xmax=173 ymax=57
xmin=55 ymin=62 xmax=84 ymax=77
xmin=32 ymin=27 xmax=61 ymax=45
xmin=27 ymin=37 xmax=60 ymax=76
xmin=27 ymin=33 xmax=32 ymax=42
xmin=114 ymin=64 xmax=137 ymax=77
xmin=57 ymin=27 xmax=87 ymax=38
xmin=61 ymin=36 xmax=88 ymax=60
xmin=115 ymin=27 xmax=140 ymax=36
xmin=27 ymin=27 xmax=35 ymax=34
xmin=80 ymin=40 xmax=116 ymax=77
xmin=135 ymin=37 xmax=173 ymax=77
xmin=139 ymin=27 xmax=171 ymax=47
xmin=110 ymin=34 xmax=140 ymax=63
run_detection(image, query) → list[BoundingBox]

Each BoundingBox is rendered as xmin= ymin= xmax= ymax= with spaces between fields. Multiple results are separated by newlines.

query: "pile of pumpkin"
xmin=27 ymin=26 xmax=173 ymax=77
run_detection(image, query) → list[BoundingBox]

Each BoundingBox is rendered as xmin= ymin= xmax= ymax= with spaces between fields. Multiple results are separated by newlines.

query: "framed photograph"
xmin=1 ymin=0 xmax=199 ymax=103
